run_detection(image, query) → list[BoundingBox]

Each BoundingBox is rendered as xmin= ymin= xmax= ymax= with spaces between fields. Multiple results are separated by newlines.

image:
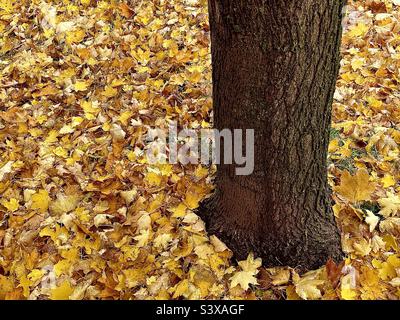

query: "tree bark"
xmin=200 ymin=0 xmax=345 ymax=270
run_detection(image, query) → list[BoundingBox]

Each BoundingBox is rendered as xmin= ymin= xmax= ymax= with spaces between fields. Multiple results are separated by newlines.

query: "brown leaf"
xmin=326 ymin=259 xmax=345 ymax=288
xmin=119 ymin=3 xmax=134 ymax=18
xmin=366 ymin=0 xmax=387 ymax=13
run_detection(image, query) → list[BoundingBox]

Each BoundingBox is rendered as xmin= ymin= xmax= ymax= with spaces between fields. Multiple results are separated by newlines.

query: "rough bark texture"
xmin=199 ymin=0 xmax=345 ymax=271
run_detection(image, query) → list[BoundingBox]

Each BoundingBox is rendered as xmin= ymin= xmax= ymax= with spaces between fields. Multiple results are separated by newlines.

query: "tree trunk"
xmin=200 ymin=0 xmax=345 ymax=270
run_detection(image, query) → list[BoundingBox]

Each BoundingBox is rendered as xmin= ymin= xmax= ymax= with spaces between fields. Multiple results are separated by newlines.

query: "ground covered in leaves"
xmin=1 ymin=0 xmax=400 ymax=300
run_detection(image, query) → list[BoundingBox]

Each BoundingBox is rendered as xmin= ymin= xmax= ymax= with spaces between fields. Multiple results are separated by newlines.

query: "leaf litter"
xmin=1 ymin=0 xmax=400 ymax=300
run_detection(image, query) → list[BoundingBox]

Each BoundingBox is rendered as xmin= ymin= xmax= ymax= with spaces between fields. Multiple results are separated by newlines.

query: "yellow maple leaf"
xmin=172 ymin=279 xmax=190 ymax=298
xmin=53 ymin=146 xmax=68 ymax=158
xmin=134 ymin=229 xmax=150 ymax=247
xmin=45 ymin=130 xmax=59 ymax=144
xmin=348 ymin=23 xmax=369 ymax=38
xmin=334 ymin=169 xmax=375 ymax=202
xmin=353 ymin=238 xmax=372 ymax=257
xmin=102 ymin=86 xmax=118 ymax=98
xmin=1 ymin=198 xmax=19 ymax=212
xmin=120 ymin=189 xmax=137 ymax=204
xmin=295 ymin=278 xmax=325 ymax=300
xmin=381 ymin=174 xmax=395 ymax=188
xmin=366 ymin=96 xmax=383 ymax=111
xmin=170 ymin=203 xmax=187 ymax=218
xmin=382 ymin=234 xmax=398 ymax=251
xmin=145 ymin=171 xmax=163 ymax=187
xmin=50 ymin=193 xmax=80 ymax=215
xmin=230 ymin=253 xmax=261 ymax=290
xmin=373 ymin=259 xmax=396 ymax=281
xmin=66 ymin=29 xmax=85 ymax=45
xmin=31 ymin=189 xmax=50 ymax=213
xmin=50 ymin=280 xmax=74 ymax=300
xmin=39 ymin=226 xmax=57 ymax=241
xmin=18 ymin=275 xmax=32 ymax=298
xmin=351 ymin=58 xmax=365 ymax=71
xmin=27 ymin=269 xmax=45 ymax=282
xmin=380 ymin=217 xmax=400 ymax=235
xmin=59 ymin=124 xmax=74 ymax=135
xmin=123 ymin=269 xmax=146 ymax=288
xmin=118 ymin=111 xmax=133 ymax=126
xmin=378 ymin=193 xmax=400 ymax=217
xmin=341 ymin=288 xmax=357 ymax=300
xmin=184 ymin=188 xmax=206 ymax=210
xmin=33 ymin=85 xmax=59 ymax=97
xmin=388 ymin=255 xmax=400 ymax=268
xmin=230 ymin=270 xmax=258 ymax=291
xmin=81 ymin=100 xmax=99 ymax=120
xmin=74 ymin=80 xmax=90 ymax=92
xmin=359 ymin=267 xmax=385 ymax=300
xmin=238 ymin=253 xmax=262 ymax=274
xmin=135 ymin=6 xmax=153 ymax=26
xmin=154 ymin=233 xmax=172 ymax=250
xmin=293 ymin=269 xmax=325 ymax=300
xmin=329 ymin=139 xmax=339 ymax=153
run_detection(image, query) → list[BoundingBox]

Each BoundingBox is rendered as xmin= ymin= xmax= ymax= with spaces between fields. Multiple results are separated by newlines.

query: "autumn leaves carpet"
xmin=1 ymin=0 xmax=400 ymax=300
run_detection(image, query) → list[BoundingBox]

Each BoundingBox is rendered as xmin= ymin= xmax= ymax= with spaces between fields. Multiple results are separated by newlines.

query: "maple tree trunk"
xmin=200 ymin=0 xmax=345 ymax=270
